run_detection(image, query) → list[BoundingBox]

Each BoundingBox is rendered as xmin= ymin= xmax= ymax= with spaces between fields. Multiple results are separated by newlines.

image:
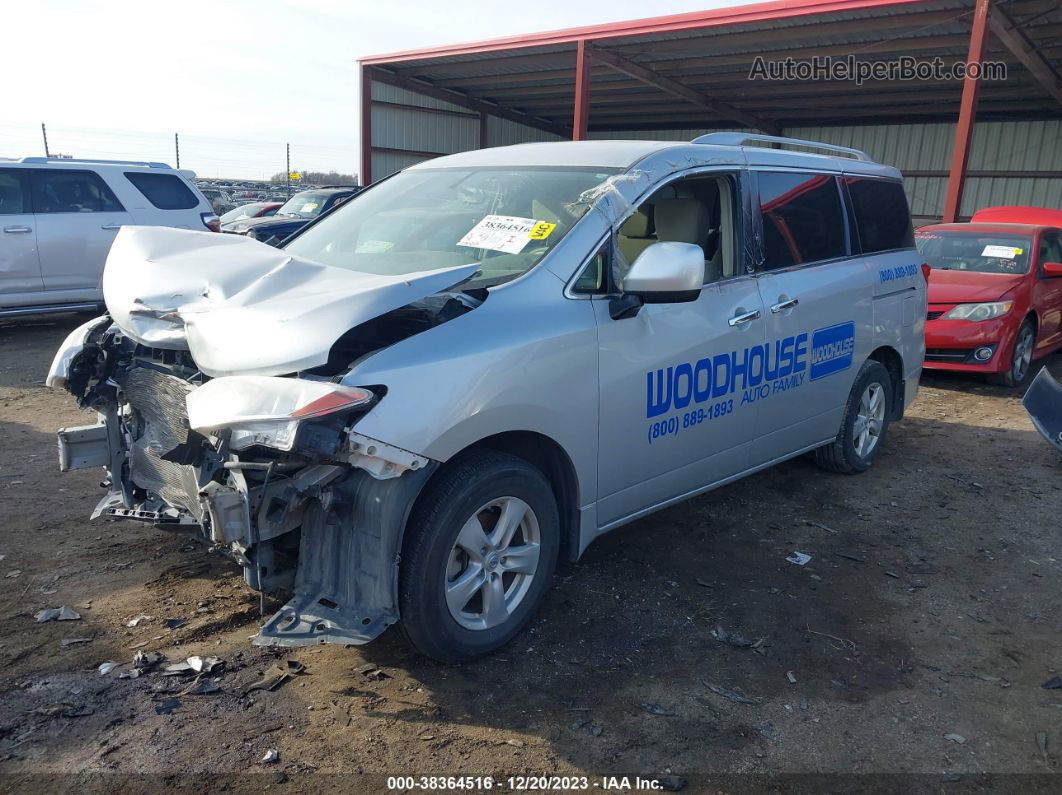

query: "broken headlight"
xmin=186 ymin=376 xmax=374 ymax=451
xmin=46 ymin=315 xmax=111 ymax=390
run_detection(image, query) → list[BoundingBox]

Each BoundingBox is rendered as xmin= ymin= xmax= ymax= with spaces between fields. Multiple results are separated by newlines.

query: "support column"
xmin=360 ymin=65 xmax=373 ymax=186
xmin=943 ymin=0 xmax=991 ymax=223
xmin=573 ymin=40 xmax=591 ymax=141
xmin=479 ymin=111 xmax=489 ymax=149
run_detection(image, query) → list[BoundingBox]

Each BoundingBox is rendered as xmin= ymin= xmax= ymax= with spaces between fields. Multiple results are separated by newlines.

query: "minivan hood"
xmin=102 ymin=226 xmax=478 ymax=377
xmin=927 ymin=269 xmax=1026 ymax=304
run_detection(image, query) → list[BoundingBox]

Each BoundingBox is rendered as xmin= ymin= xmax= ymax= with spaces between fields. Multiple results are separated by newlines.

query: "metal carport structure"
xmin=358 ymin=0 xmax=1062 ymax=222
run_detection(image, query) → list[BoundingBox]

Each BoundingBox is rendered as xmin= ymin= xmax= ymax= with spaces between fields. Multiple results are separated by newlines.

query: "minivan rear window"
xmin=758 ymin=171 xmax=846 ymax=269
xmin=124 ymin=172 xmax=199 ymax=210
xmin=846 ymin=177 xmax=914 ymax=254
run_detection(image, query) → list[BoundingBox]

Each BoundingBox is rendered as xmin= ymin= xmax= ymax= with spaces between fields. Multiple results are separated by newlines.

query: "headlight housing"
xmin=46 ymin=315 xmax=111 ymax=389
xmin=186 ymin=376 xmax=374 ymax=451
xmin=943 ymin=301 xmax=1013 ymax=322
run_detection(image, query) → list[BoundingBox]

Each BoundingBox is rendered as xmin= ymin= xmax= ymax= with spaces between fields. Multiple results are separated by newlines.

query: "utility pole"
xmin=286 ymin=143 xmax=291 ymax=199
xmin=174 ymin=133 xmax=180 ymax=169
xmin=41 ymin=123 xmax=50 ymax=157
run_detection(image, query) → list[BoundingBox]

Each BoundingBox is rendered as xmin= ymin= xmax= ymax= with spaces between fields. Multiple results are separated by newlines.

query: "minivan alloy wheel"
xmin=445 ymin=496 xmax=541 ymax=631
xmin=853 ymin=382 xmax=886 ymax=458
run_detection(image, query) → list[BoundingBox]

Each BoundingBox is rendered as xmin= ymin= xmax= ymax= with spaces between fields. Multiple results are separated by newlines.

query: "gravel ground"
xmin=1 ymin=314 xmax=1061 ymax=793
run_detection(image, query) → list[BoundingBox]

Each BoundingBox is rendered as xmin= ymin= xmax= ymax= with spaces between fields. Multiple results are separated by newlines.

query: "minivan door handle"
xmin=100 ymin=223 xmax=122 ymax=230
xmin=3 ymin=225 xmax=32 ymax=233
xmin=728 ymin=308 xmax=761 ymax=326
xmin=770 ymin=297 xmax=799 ymax=313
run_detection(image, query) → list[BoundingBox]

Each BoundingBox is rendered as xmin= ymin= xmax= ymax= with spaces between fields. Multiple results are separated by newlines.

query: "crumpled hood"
xmin=102 ymin=226 xmax=478 ymax=377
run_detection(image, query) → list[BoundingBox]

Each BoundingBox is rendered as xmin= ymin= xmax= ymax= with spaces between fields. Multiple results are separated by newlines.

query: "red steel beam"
xmin=360 ymin=64 xmax=373 ymax=185
xmin=943 ymin=0 xmax=992 ymax=224
xmin=573 ymin=40 xmax=591 ymax=141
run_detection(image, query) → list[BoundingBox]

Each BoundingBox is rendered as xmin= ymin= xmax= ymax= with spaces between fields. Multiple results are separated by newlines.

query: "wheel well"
xmin=1024 ymin=311 xmax=1038 ymax=335
xmin=426 ymin=432 xmax=581 ymax=562
xmin=869 ymin=345 xmax=904 ymax=420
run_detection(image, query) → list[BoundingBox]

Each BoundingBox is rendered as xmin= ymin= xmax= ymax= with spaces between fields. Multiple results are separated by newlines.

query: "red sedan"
xmin=916 ymin=206 xmax=1062 ymax=387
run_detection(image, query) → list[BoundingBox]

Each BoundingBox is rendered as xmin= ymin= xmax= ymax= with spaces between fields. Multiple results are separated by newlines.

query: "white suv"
xmin=0 ymin=157 xmax=218 ymax=317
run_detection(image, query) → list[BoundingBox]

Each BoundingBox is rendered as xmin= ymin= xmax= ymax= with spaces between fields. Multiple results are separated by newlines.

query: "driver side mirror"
xmin=610 ymin=242 xmax=704 ymax=319
xmin=1043 ymin=262 xmax=1062 ymax=278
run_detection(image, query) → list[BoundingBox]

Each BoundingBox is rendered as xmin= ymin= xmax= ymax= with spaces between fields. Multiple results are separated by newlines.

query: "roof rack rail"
xmin=692 ymin=133 xmax=872 ymax=162
xmin=19 ymin=156 xmax=171 ymax=168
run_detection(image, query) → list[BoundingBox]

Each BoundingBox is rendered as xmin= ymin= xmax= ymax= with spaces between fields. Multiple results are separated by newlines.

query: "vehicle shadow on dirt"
xmin=342 ymin=404 xmax=1057 ymax=772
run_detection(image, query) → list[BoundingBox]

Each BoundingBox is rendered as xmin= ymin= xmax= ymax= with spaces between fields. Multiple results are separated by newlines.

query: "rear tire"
xmin=991 ymin=319 xmax=1035 ymax=388
xmin=814 ymin=360 xmax=893 ymax=474
xmin=398 ymin=451 xmax=560 ymax=663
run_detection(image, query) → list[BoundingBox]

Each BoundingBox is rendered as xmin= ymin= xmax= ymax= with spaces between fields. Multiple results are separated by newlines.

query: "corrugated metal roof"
xmin=363 ymin=0 xmax=1060 ymax=133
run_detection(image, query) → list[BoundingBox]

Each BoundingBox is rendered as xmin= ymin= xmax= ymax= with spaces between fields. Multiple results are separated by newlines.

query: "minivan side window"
xmin=0 ymin=170 xmax=28 ymax=214
xmin=758 ymin=171 xmax=846 ymax=270
xmin=125 ymin=171 xmax=199 ymax=210
xmin=845 ymin=177 xmax=914 ymax=253
xmin=32 ymin=170 xmax=124 ymax=214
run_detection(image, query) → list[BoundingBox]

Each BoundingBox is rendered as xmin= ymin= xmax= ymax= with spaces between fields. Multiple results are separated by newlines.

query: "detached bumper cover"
xmin=1023 ymin=367 xmax=1062 ymax=453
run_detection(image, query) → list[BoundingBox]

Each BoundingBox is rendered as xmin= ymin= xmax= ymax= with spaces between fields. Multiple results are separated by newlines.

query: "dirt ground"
xmin=1 ymin=313 xmax=1061 ymax=793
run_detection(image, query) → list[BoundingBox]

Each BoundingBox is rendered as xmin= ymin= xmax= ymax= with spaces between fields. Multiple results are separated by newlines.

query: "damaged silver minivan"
xmin=48 ymin=134 xmax=925 ymax=662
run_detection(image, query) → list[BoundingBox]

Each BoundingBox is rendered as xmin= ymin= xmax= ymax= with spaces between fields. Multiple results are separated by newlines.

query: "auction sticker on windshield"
xmin=982 ymin=244 xmax=1022 ymax=259
xmin=458 ymin=215 xmax=555 ymax=254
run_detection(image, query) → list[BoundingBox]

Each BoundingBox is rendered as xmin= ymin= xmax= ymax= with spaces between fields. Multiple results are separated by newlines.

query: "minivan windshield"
xmin=915 ymin=230 xmax=1032 ymax=274
xmin=283 ymin=166 xmax=619 ymax=286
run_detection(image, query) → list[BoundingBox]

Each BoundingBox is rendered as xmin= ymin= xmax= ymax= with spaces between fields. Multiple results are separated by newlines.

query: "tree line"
xmin=269 ymin=170 xmax=357 ymax=185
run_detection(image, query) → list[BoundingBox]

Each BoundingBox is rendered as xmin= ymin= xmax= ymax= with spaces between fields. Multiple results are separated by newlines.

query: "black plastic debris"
xmin=1042 ymin=676 xmax=1062 ymax=690
xmin=244 ymin=659 xmax=304 ymax=694
xmin=164 ymin=618 xmax=187 ymax=630
xmin=133 ymin=651 xmax=165 ymax=671
xmin=155 ymin=697 xmax=181 ymax=715
xmin=185 ymin=680 xmax=222 ymax=696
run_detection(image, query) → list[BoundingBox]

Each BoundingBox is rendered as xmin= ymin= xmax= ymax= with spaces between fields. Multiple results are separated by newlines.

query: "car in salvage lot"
xmin=222 ymin=186 xmax=360 ymax=245
xmin=45 ymin=134 xmax=925 ymax=662
xmin=916 ymin=206 xmax=1062 ymax=387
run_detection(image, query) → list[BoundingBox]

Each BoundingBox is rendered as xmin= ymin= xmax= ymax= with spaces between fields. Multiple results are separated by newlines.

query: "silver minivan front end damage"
xmin=47 ymin=227 xmax=479 ymax=647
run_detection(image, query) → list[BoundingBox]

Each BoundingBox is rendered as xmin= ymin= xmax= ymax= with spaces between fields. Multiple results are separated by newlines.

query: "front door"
xmin=594 ymin=275 xmax=766 ymax=527
xmin=30 ymin=169 xmax=132 ymax=292
xmin=0 ymin=168 xmax=43 ymax=299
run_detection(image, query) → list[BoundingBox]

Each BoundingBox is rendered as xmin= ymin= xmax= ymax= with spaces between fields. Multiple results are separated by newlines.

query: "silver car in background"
xmin=48 ymin=134 xmax=925 ymax=662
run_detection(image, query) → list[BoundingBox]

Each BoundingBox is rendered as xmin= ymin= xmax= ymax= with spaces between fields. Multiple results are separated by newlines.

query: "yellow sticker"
xmin=1015 ymin=248 xmax=1024 ymax=255
xmin=528 ymin=221 xmax=557 ymax=240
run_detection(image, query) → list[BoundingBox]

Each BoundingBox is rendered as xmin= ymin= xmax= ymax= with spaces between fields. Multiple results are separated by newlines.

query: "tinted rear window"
xmin=124 ymin=172 xmax=199 ymax=210
xmin=758 ymin=172 xmax=847 ymax=269
xmin=846 ymin=178 xmax=914 ymax=253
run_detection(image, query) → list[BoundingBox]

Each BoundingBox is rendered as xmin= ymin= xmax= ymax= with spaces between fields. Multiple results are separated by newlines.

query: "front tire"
xmin=399 ymin=451 xmax=560 ymax=663
xmin=814 ymin=360 xmax=893 ymax=474
xmin=991 ymin=319 xmax=1035 ymax=388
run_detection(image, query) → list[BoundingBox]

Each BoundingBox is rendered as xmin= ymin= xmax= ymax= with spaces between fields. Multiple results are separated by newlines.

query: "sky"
xmin=0 ymin=0 xmax=748 ymax=180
